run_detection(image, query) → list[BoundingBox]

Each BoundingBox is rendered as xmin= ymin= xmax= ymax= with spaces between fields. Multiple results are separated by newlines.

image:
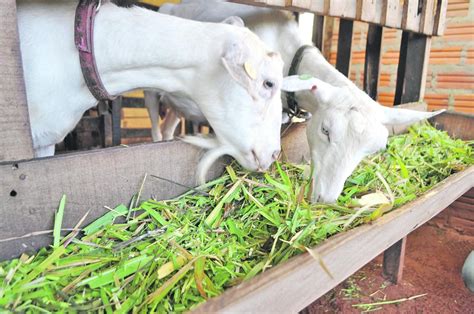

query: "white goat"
xmin=157 ymin=0 xmax=445 ymax=203
xmin=17 ymin=0 xmax=285 ymax=181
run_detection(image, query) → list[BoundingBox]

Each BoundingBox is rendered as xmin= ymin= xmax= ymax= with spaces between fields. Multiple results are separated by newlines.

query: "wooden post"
xmin=363 ymin=24 xmax=383 ymax=100
xmin=312 ymin=15 xmax=325 ymax=52
xmin=335 ymin=19 xmax=354 ymax=77
xmin=388 ymin=30 xmax=431 ymax=284
xmin=111 ymin=97 xmax=122 ymax=146
xmin=394 ymin=31 xmax=430 ymax=105
xmin=383 ymin=237 xmax=407 ymax=284
xmin=0 ymin=0 xmax=35 ymax=162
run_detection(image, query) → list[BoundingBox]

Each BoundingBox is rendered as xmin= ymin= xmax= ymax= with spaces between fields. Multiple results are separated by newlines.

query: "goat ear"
xmin=281 ymin=75 xmax=316 ymax=92
xmin=221 ymin=39 xmax=258 ymax=98
xmin=221 ymin=16 xmax=245 ymax=27
xmin=378 ymin=106 xmax=446 ymax=125
xmin=282 ymin=75 xmax=340 ymax=105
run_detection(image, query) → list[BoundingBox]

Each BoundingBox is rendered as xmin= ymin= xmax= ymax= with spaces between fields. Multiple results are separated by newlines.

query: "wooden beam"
xmin=383 ymin=237 xmax=407 ymax=283
xmin=363 ymin=24 xmax=383 ymax=100
xmin=335 ymin=19 xmax=354 ymax=77
xmin=194 ymin=165 xmax=474 ymax=313
xmin=0 ymin=0 xmax=35 ymax=162
xmin=394 ymin=32 xmax=430 ymax=105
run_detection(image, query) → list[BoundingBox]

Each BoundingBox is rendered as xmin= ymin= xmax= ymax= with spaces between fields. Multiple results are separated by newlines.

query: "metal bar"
xmin=363 ymin=24 xmax=383 ymax=100
xmin=111 ymin=97 xmax=122 ymax=146
xmin=335 ymin=19 xmax=354 ymax=77
xmin=394 ymin=31 xmax=429 ymax=105
xmin=312 ymin=15 xmax=325 ymax=52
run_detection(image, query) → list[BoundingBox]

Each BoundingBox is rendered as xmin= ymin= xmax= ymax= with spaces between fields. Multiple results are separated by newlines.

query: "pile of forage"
xmin=0 ymin=123 xmax=472 ymax=312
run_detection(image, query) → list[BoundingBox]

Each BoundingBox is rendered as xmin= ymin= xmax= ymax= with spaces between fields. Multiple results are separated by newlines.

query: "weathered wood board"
xmin=0 ymin=142 xmax=225 ymax=260
xmin=0 ymin=125 xmax=309 ymax=260
xmin=193 ymin=165 xmax=474 ymax=313
xmin=0 ymin=0 xmax=35 ymax=162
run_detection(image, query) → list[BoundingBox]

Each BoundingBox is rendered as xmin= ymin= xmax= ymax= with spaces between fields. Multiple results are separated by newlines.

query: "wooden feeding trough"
xmin=0 ymin=0 xmax=471 ymax=312
xmin=191 ymin=112 xmax=474 ymax=313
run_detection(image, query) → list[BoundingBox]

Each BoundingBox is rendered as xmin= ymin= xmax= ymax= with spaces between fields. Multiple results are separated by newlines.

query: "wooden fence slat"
xmin=402 ymin=0 xmax=422 ymax=33
xmin=335 ymin=19 xmax=354 ymax=77
xmin=433 ymin=0 xmax=448 ymax=35
xmin=309 ymin=0 xmax=328 ymax=14
xmin=419 ymin=0 xmax=436 ymax=35
xmin=363 ymin=24 xmax=383 ymax=100
xmin=329 ymin=0 xmax=357 ymax=19
xmin=0 ymin=0 xmax=35 ymax=162
xmin=381 ymin=0 xmax=404 ymax=29
xmin=290 ymin=0 xmax=311 ymax=9
xmin=356 ymin=0 xmax=378 ymax=23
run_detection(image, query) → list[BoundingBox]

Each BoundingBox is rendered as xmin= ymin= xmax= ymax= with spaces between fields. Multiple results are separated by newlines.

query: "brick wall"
xmin=326 ymin=0 xmax=474 ymax=114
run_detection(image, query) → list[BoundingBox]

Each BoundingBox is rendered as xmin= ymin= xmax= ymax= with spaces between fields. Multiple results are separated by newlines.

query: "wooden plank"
xmin=121 ymin=128 xmax=152 ymax=139
xmin=430 ymin=112 xmax=474 ymax=141
xmin=381 ymin=0 xmax=404 ymax=29
xmin=394 ymin=32 xmax=429 ymax=105
xmin=312 ymin=15 xmax=325 ymax=52
xmin=335 ymin=19 xmax=354 ymax=77
xmin=383 ymin=237 xmax=407 ymax=284
xmin=309 ymin=0 xmax=328 ymax=14
xmin=0 ymin=0 xmax=35 ymax=162
xmin=419 ymin=0 xmax=436 ymax=35
xmin=122 ymin=97 xmax=145 ymax=108
xmin=194 ymin=165 xmax=474 ymax=313
xmin=402 ymin=0 xmax=422 ymax=33
xmin=433 ymin=0 xmax=448 ymax=35
xmin=356 ymin=0 xmax=378 ymax=23
xmin=0 ymin=142 xmax=224 ymax=260
xmin=291 ymin=0 xmax=311 ymax=10
xmin=0 ymin=124 xmax=309 ymax=260
xmin=363 ymin=24 xmax=383 ymax=100
xmin=329 ymin=0 xmax=357 ymax=19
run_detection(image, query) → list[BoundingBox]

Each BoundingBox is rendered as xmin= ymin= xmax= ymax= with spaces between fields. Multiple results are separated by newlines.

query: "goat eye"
xmin=263 ymin=80 xmax=274 ymax=89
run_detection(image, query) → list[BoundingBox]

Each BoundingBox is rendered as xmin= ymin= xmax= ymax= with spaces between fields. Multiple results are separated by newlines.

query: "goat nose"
xmin=251 ymin=149 xmax=262 ymax=170
xmin=272 ymin=149 xmax=281 ymax=161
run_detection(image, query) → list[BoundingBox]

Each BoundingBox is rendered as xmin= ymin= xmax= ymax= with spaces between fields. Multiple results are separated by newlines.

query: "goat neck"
xmin=95 ymin=4 xmax=230 ymax=98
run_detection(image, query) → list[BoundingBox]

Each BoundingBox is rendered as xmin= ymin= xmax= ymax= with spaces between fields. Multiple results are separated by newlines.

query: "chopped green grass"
xmin=0 ymin=123 xmax=472 ymax=312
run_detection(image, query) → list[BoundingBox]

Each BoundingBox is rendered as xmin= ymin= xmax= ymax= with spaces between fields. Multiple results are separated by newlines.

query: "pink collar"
xmin=74 ymin=0 xmax=115 ymax=101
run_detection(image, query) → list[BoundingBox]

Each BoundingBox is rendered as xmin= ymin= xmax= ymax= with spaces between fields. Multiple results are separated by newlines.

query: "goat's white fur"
xmin=17 ymin=0 xmax=285 ymax=181
xmin=157 ymin=0 xmax=445 ymax=202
